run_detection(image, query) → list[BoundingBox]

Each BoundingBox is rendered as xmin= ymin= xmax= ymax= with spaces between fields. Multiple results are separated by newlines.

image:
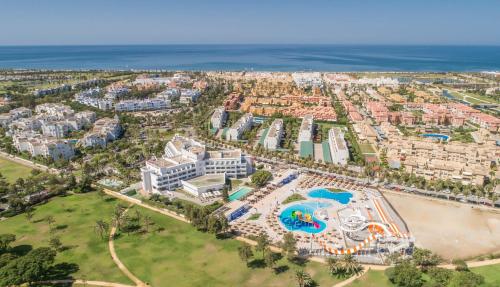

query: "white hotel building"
xmin=114 ymin=98 xmax=170 ymax=112
xmin=141 ymin=135 xmax=253 ymax=195
xmin=328 ymin=127 xmax=349 ymax=165
xmin=263 ymin=118 xmax=284 ymax=150
xmin=298 ymin=114 xmax=313 ymax=142
xmin=226 ymin=113 xmax=253 ymax=141
xmin=211 ymin=106 xmax=227 ymax=129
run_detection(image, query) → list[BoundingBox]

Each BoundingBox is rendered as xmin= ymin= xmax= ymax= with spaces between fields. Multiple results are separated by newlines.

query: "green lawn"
xmin=114 ymin=205 xmax=343 ymax=287
xmin=0 ymin=157 xmax=34 ymax=183
xmin=472 ymin=264 xmax=500 ymax=286
xmin=348 ymin=269 xmax=392 ymax=287
xmin=0 ymin=193 xmax=132 ymax=284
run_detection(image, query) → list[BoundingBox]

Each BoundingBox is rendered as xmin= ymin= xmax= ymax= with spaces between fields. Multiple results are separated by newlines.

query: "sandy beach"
xmin=384 ymin=191 xmax=500 ymax=260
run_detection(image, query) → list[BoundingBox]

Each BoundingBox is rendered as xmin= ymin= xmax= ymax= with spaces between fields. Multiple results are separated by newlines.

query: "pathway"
xmin=108 ymin=206 xmax=148 ymax=287
xmin=0 ymin=151 xmax=59 ymax=174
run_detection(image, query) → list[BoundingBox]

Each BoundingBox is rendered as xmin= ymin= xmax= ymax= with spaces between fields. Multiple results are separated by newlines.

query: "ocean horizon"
xmin=0 ymin=44 xmax=499 ymax=72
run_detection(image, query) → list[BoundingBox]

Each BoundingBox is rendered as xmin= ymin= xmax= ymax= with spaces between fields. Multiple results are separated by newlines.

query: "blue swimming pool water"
xmin=229 ymin=186 xmax=253 ymax=201
xmin=421 ymin=133 xmax=450 ymax=141
xmin=308 ymin=188 xmax=353 ymax=204
xmin=279 ymin=202 xmax=328 ymax=234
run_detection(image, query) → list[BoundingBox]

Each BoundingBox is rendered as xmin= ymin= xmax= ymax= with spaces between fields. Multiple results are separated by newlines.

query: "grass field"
xmin=472 ymin=264 xmax=500 ymax=286
xmin=114 ymin=205 xmax=343 ymax=287
xmin=0 ymin=157 xmax=34 ymax=183
xmin=0 ymin=193 xmax=132 ymax=284
xmin=348 ymin=269 xmax=392 ymax=287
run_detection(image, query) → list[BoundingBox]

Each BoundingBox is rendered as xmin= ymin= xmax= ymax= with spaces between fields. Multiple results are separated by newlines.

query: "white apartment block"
xmin=328 ymin=127 xmax=349 ymax=165
xmin=263 ymin=119 xmax=284 ymax=150
xmin=114 ymin=98 xmax=170 ymax=112
xmin=298 ymin=114 xmax=314 ymax=142
xmin=157 ymin=88 xmax=180 ymax=100
xmin=80 ymin=117 xmax=122 ymax=148
xmin=13 ymin=134 xmax=74 ymax=161
xmin=179 ymin=89 xmax=202 ymax=104
xmin=292 ymin=72 xmax=323 ymax=88
xmin=226 ymin=113 xmax=253 ymax=141
xmin=0 ymin=107 xmax=32 ymax=128
xmin=35 ymin=103 xmax=74 ymax=120
xmin=141 ymin=135 xmax=253 ymax=195
xmin=210 ymin=107 xmax=227 ymax=129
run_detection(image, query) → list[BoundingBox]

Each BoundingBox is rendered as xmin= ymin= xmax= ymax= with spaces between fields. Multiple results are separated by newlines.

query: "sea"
xmin=0 ymin=44 xmax=499 ymax=72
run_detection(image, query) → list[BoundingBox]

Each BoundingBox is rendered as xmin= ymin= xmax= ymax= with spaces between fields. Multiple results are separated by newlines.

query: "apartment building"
xmin=263 ymin=119 xmax=284 ymax=150
xmin=226 ymin=113 xmax=253 ymax=141
xmin=298 ymin=114 xmax=314 ymax=142
xmin=80 ymin=117 xmax=122 ymax=148
xmin=179 ymin=89 xmax=201 ymax=104
xmin=328 ymin=127 xmax=349 ymax=165
xmin=210 ymin=107 xmax=227 ymax=129
xmin=114 ymin=98 xmax=170 ymax=112
xmin=13 ymin=135 xmax=74 ymax=161
xmin=141 ymin=135 xmax=253 ymax=195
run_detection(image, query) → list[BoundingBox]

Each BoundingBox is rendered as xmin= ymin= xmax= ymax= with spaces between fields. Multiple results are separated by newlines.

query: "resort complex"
xmin=1 ymin=69 xmax=499 ymax=287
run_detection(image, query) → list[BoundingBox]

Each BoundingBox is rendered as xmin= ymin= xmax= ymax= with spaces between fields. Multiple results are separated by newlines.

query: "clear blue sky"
xmin=1 ymin=0 xmax=499 ymax=45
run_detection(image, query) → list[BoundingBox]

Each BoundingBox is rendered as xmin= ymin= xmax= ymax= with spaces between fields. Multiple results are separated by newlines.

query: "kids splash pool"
xmin=279 ymin=202 xmax=329 ymax=234
xmin=308 ymin=188 xmax=353 ymax=204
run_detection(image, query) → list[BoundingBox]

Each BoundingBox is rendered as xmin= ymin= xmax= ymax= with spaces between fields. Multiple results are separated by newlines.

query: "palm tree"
xmin=143 ymin=215 xmax=153 ymax=233
xmin=46 ymin=215 xmax=55 ymax=231
xmin=295 ymin=269 xmax=313 ymax=287
xmin=327 ymin=257 xmax=344 ymax=276
xmin=341 ymin=254 xmax=363 ymax=276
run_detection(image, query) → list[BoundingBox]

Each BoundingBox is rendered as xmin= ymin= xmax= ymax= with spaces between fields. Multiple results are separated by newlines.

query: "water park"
xmin=230 ymin=171 xmax=414 ymax=264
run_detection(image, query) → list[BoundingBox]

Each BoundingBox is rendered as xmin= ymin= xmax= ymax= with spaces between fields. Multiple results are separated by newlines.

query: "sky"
xmin=1 ymin=0 xmax=499 ymax=45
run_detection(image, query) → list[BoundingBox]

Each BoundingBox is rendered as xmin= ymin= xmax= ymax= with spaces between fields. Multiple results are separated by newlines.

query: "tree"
xmin=412 ymin=248 xmax=441 ymax=271
xmin=251 ymin=170 xmax=272 ymax=187
xmin=25 ymin=207 xmax=35 ymax=222
xmin=238 ymin=243 xmax=254 ymax=265
xmin=341 ymin=254 xmax=363 ymax=276
xmin=282 ymin=232 xmax=297 ymax=260
xmin=264 ymin=248 xmax=277 ymax=269
xmin=448 ymin=271 xmax=484 ymax=287
xmin=386 ymin=260 xmax=423 ymax=287
xmin=49 ymin=237 xmax=63 ymax=252
xmin=143 ymin=215 xmax=153 ymax=233
xmin=0 ymin=233 xmax=16 ymax=251
xmin=207 ymin=215 xmax=222 ymax=234
xmin=452 ymin=259 xmax=469 ymax=272
xmin=295 ymin=269 xmax=313 ymax=287
xmin=427 ymin=267 xmax=453 ymax=287
xmin=222 ymin=186 xmax=229 ymax=203
xmin=327 ymin=257 xmax=344 ymax=276
xmin=255 ymin=232 xmax=270 ymax=257
xmin=0 ymin=247 xmax=56 ymax=286
xmin=45 ymin=215 xmax=55 ymax=231
xmin=94 ymin=220 xmax=110 ymax=240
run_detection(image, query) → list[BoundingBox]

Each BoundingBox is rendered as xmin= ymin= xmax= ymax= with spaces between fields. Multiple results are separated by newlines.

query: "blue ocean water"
xmin=0 ymin=45 xmax=499 ymax=71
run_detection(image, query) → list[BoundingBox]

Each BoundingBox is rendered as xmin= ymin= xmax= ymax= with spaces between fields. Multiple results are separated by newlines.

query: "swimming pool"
xmin=229 ymin=186 xmax=253 ymax=201
xmin=279 ymin=202 xmax=329 ymax=234
xmin=421 ymin=133 xmax=450 ymax=141
xmin=308 ymin=188 xmax=353 ymax=204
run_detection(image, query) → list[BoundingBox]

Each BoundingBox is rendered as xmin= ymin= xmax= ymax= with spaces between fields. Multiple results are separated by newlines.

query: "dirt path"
xmin=109 ymin=206 xmax=148 ymax=287
xmin=0 ymin=151 xmax=59 ymax=174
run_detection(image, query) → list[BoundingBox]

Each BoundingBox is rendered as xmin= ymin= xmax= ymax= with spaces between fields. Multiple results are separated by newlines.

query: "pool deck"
xmin=231 ymin=173 xmax=412 ymax=262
